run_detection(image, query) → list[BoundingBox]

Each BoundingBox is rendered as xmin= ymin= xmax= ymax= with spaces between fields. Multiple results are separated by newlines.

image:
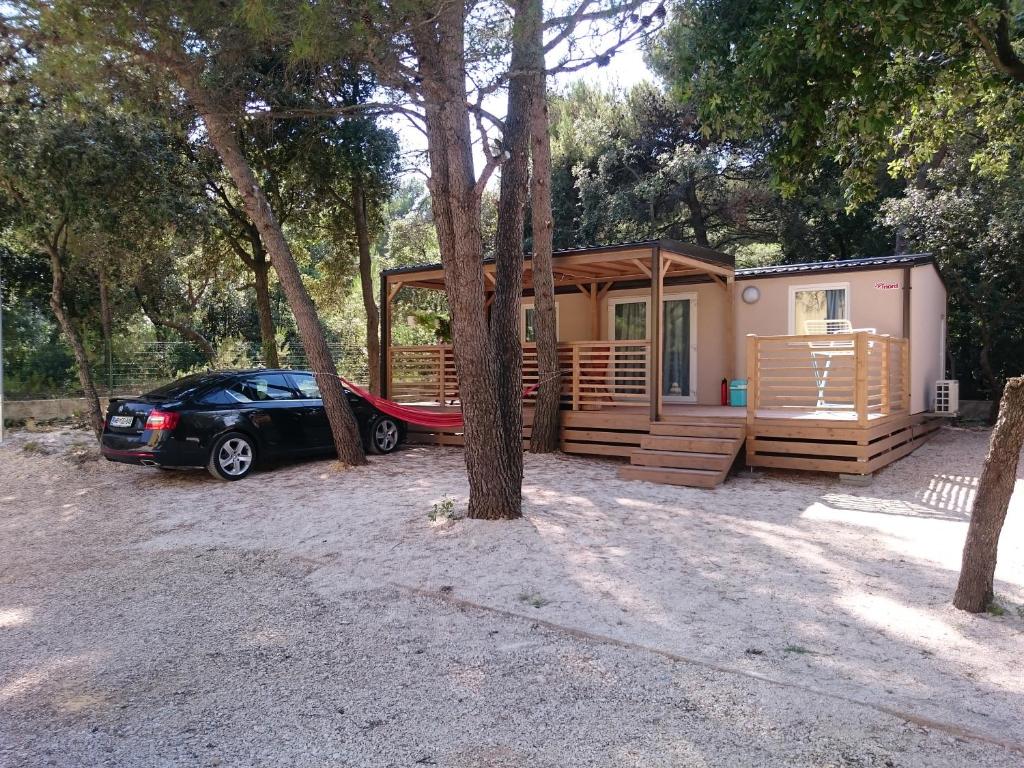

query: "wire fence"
xmin=6 ymin=339 xmax=371 ymax=401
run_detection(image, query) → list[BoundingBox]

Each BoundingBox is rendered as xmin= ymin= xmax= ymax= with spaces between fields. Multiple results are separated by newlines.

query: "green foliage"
xmin=378 ymin=179 xmax=451 ymax=346
xmin=776 ymin=161 xmax=900 ymax=263
xmin=549 ymin=81 xmax=779 ymax=252
xmin=547 ymin=80 xmax=893 ymax=263
xmin=881 ymin=139 xmax=1024 ymax=399
xmin=653 ymin=0 xmax=1024 ymax=203
xmin=1 ymin=0 xmax=402 ymax=396
xmin=428 ymin=495 xmax=461 ymax=522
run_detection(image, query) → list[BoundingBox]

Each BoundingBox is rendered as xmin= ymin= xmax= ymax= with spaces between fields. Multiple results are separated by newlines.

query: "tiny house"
xmin=380 ymin=241 xmax=945 ymax=487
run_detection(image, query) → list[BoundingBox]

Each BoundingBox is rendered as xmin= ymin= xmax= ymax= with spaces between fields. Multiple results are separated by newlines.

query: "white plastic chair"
xmin=802 ymin=320 xmax=876 ymax=408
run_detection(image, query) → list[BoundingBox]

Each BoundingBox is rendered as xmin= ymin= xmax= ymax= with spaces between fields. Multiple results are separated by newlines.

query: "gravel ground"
xmin=1 ymin=426 xmax=1022 ymax=766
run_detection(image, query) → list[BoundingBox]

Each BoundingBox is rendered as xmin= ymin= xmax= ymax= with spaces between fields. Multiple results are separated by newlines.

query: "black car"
xmin=100 ymin=370 xmax=405 ymax=480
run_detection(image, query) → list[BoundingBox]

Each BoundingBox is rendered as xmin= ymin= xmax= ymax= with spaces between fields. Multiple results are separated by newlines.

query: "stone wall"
xmin=2 ymin=397 xmax=116 ymax=423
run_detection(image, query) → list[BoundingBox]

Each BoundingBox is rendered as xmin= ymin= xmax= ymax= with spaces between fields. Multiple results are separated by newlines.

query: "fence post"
xmin=901 ymin=339 xmax=911 ymax=412
xmin=438 ymin=347 xmax=446 ymax=404
xmin=745 ymin=335 xmax=757 ymax=429
xmin=880 ymin=336 xmax=890 ymax=416
xmin=571 ymin=345 xmax=580 ymax=411
xmin=855 ymin=332 xmax=869 ymax=425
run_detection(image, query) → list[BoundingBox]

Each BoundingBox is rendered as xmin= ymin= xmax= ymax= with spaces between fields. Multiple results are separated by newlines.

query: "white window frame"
xmin=606 ymin=295 xmax=651 ymax=340
xmin=663 ymin=291 xmax=698 ymax=403
xmin=521 ymin=301 xmax=560 ymax=342
xmin=605 ymin=291 xmax=698 ymax=403
xmin=788 ymin=282 xmax=851 ymax=335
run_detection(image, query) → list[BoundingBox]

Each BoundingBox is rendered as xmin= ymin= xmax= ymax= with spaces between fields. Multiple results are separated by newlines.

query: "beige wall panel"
xmin=735 ymin=268 xmax=907 ymax=377
xmin=909 ymin=264 xmax=947 ymax=414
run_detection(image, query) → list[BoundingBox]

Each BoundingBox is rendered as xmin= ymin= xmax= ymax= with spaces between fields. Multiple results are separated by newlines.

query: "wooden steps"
xmin=629 ymin=450 xmax=731 ymax=471
xmin=618 ymin=465 xmax=723 ymax=488
xmin=649 ymin=422 xmax=745 ymax=438
xmin=619 ymin=418 xmax=746 ymax=489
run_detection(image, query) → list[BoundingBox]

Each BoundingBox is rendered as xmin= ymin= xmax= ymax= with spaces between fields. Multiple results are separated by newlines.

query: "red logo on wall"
xmin=874 ymin=281 xmax=901 ymax=290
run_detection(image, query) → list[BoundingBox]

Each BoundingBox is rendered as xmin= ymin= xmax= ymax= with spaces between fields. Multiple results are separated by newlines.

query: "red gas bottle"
xmin=720 ymin=378 xmax=729 ymax=406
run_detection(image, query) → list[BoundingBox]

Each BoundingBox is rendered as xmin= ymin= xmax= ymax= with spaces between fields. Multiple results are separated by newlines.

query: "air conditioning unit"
xmin=934 ymin=380 xmax=959 ymax=415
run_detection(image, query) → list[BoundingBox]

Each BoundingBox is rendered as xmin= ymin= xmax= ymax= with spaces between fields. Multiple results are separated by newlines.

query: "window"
xmin=199 ymin=388 xmax=239 ymax=406
xmin=144 ymin=373 xmax=215 ymax=401
xmin=232 ymin=373 xmax=297 ymax=402
xmin=789 ymin=283 xmax=850 ymax=334
xmin=608 ymin=298 xmax=649 ymax=340
xmin=522 ymin=302 xmax=560 ymax=342
xmin=288 ymin=373 xmax=322 ymax=399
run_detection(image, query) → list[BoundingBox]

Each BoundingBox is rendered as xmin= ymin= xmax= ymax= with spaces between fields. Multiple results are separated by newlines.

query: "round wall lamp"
xmin=741 ymin=285 xmax=761 ymax=304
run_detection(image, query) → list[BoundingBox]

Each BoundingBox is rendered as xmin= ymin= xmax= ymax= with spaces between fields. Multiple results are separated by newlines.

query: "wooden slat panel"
xmin=746 ymin=454 xmax=871 ymax=474
xmin=561 ymin=429 xmax=646 ymax=445
xmin=748 ymin=331 xmax=909 ymax=422
xmin=563 ymin=442 xmax=635 ymax=457
xmin=749 ymin=438 xmax=868 ymax=458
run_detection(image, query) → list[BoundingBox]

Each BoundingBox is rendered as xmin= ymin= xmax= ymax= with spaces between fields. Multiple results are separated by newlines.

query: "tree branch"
xmin=965 ymin=13 xmax=1024 ymax=84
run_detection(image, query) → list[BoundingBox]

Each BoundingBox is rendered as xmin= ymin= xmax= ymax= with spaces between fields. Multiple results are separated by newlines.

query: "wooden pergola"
xmin=380 ymin=240 xmax=737 ymax=421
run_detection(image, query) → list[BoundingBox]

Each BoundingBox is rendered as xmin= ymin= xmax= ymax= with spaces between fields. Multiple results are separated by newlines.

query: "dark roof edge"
xmin=381 ymin=238 xmax=734 ymax=278
xmin=736 ymin=253 xmax=935 ymax=280
xmin=382 ymin=248 xmax=940 ymax=285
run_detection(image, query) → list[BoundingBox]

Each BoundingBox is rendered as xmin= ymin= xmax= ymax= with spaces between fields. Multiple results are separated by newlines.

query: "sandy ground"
xmin=1 ymin=425 xmax=1022 ymax=766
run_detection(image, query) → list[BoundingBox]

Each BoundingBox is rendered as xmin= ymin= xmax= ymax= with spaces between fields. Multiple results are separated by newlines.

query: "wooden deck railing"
xmin=746 ymin=332 xmax=909 ymax=424
xmin=389 ymin=340 xmax=651 ymax=410
xmin=388 ymin=345 xmax=459 ymax=404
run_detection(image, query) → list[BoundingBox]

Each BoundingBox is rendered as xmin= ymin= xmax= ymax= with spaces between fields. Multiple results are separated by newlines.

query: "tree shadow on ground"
xmin=59 ymin=427 xmax=1024 ymax=748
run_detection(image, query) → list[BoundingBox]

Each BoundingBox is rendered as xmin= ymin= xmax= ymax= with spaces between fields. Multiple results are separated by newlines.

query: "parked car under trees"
xmin=101 ymin=370 xmax=406 ymax=480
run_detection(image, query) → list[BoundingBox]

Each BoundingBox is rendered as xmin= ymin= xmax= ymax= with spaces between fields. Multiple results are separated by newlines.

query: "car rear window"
xmin=144 ymin=373 xmax=219 ymax=401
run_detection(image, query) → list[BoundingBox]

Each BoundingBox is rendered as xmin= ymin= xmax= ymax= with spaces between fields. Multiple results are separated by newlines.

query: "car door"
xmin=234 ymin=373 xmax=307 ymax=456
xmin=285 ymin=372 xmax=335 ymax=451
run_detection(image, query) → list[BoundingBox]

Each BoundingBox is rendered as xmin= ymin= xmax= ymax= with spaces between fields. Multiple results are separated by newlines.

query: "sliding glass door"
xmin=607 ymin=294 xmax=696 ymax=402
xmin=662 ymin=298 xmax=695 ymax=402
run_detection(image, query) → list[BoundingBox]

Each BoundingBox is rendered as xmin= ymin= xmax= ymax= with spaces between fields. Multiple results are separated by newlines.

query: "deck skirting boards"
xmin=745 ymin=414 xmax=940 ymax=475
xmin=405 ymin=409 xmax=942 ymax=480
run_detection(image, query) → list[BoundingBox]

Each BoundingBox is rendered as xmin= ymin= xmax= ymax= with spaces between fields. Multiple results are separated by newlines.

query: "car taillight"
xmin=145 ymin=410 xmax=180 ymax=431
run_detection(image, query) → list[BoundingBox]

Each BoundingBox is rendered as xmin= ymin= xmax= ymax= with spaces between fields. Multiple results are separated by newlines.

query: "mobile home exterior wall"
xmin=734 ymin=262 xmax=946 ymax=414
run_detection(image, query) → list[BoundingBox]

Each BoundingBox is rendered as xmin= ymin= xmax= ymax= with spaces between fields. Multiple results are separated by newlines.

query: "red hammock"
xmin=338 ymin=376 xmax=542 ymax=430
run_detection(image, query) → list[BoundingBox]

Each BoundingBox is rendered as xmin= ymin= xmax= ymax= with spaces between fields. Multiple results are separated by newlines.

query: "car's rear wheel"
xmin=207 ymin=432 xmax=256 ymax=480
xmin=368 ymin=416 xmax=402 ymax=455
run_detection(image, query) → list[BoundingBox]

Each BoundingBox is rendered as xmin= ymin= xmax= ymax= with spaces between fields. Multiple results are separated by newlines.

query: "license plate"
xmin=110 ymin=415 xmax=135 ymax=428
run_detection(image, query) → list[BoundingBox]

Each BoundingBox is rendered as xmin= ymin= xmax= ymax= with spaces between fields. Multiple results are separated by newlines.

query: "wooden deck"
xmin=391 ymin=331 xmax=936 ymax=487
xmin=402 ymin=403 xmax=941 ymax=486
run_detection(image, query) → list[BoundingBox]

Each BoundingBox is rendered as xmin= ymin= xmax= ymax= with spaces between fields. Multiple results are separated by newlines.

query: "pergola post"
xmin=588 ymin=282 xmax=598 ymax=338
xmin=650 ymin=246 xmax=662 ymax=422
xmin=724 ymin=276 xmax=736 ymax=382
xmin=380 ymin=275 xmax=401 ymax=398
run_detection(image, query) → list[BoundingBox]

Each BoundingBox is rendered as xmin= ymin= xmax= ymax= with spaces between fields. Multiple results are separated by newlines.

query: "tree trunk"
xmin=526 ymin=0 xmax=561 ymax=454
xmin=978 ymin=334 xmax=1003 ymax=424
xmin=98 ymin=263 xmax=113 ymax=392
xmin=353 ymin=183 xmax=381 ymax=394
xmin=47 ymin=242 xmax=103 ymax=440
xmin=250 ymin=240 xmax=280 ymax=368
xmin=953 ymin=376 xmax=1024 ymax=612
xmin=177 ymin=67 xmax=366 ymax=467
xmin=412 ymin=3 xmax=521 ymax=519
xmin=488 ymin=0 xmax=537 ymax=493
xmin=684 ymin=179 xmax=710 ymax=247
